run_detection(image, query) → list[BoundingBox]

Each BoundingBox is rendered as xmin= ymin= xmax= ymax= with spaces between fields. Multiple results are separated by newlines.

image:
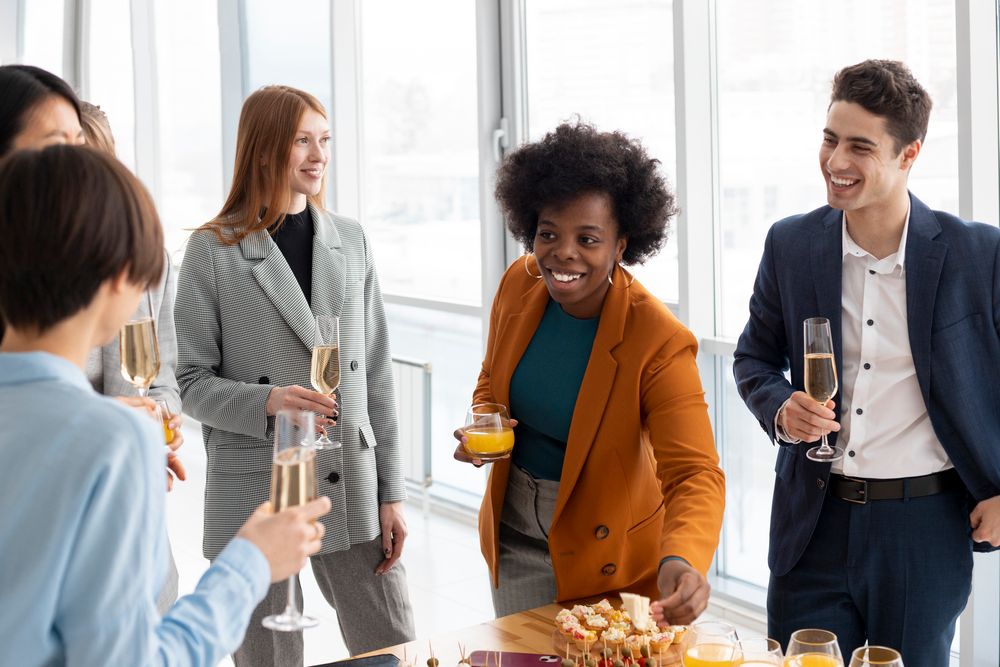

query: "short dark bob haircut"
xmin=495 ymin=120 xmax=677 ymax=266
xmin=831 ymin=59 xmax=932 ymax=155
xmin=0 ymin=145 xmax=164 ymax=332
xmin=0 ymin=64 xmax=82 ymax=157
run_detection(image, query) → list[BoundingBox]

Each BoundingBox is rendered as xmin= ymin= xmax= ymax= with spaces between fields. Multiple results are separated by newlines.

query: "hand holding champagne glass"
xmin=784 ymin=629 xmax=844 ymax=667
xmin=310 ymin=315 xmax=341 ymax=449
xmin=803 ymin=317 xmax=843 ymax=462
xmin=119 ymin=292 xmax=160 ymax=398
xmin=263 ymin=410 xmax=320 ymax=632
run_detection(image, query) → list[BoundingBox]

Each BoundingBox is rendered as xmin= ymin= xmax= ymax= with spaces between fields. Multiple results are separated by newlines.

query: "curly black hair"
xmin=495 ymin=120 xmax=677 ymax=266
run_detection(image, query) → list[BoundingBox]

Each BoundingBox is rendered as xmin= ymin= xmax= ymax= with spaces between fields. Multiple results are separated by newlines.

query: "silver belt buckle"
xmin=842 ymin=475 xmax=869 ymax=504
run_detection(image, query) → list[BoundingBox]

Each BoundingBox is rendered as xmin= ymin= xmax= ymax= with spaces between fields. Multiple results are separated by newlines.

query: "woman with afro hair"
xmin=453 ymin=121 xmax=725 ymax=623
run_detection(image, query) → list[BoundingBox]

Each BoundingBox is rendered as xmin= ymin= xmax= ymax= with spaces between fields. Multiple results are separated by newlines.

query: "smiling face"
xmin=819 ymin=100 xmax=919 ymax=221
xmin=12 ymin=95 xmax=84 ymax=151
xmin=533 ymin=191 xmax=626 ymax=319
xmin=286 ymin=108 xmax=330 ymax=212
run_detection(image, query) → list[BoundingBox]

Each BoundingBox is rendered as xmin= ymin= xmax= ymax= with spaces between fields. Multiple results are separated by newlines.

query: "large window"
xmin=19 ymin=0 xmax=64 ymax=77
xmin=86 ymin=0 xmax=136 ymax=170
xmin=359 ymin=0 xmax=481 ymax=305
xmin=524 ymin=0 xmax=678 ymax=301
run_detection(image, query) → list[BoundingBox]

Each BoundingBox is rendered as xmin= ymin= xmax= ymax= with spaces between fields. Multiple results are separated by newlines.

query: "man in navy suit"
xmin=734 ymin=60 xmax=1000 ymax=666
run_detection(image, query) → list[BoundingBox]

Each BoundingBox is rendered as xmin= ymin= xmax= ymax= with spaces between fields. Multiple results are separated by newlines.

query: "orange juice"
xmin=162 ymin=416 xmax=175 ymax=444
xmin=684 ymin=643 xmax=739 ymax=667
xmin=464 ymin=427 xmax=514 ymax=457
xmin=783 ymin=655 xmax=839 ymax=667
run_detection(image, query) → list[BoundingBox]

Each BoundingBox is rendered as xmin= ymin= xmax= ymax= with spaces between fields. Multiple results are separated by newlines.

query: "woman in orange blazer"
xmin=453 ymin=122 xmax=725 ymax=624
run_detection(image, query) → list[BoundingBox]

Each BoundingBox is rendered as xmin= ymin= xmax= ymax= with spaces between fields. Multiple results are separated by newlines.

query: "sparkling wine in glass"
xmin=682 ymin=621 xmax=741 ymax=667
xmin=262 ymin=410 xmax=319 ymax=632
xmin=803 ymin=317 xmax=843 ymax=462
xmin=310 ymin=315 xmax=341 ymax=449
xmin=848 ymin=646 xmax=903 ymax=667
xmin=119 ymin=293 xmax=160 ymax=398
xmin=463 ymin=403 xmax=515 ymax=461
xmin=784 ymin=629 xmax=844 ymax=667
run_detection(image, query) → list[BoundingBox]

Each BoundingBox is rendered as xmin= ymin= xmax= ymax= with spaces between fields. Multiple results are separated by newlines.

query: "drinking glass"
xmin=803 ymin=317 xmax=843 ymax=462
xmin=463 ymin=403 xmax=515 ymax=461
xmin=785 ymin=629 xmax=844 ymax=667
xmin=848 ymin=647 xmax=903 ymax=667
xmin=310 ymin=315 xmax=341 ymax=449
xmin=738 ymin=638 xmax=782 ymax=665
xmin=682 ymin=620 xmax=740 ymax=667
xmin=262 ymin=410 xmax=319 ymax=632
xmin=154 ymin=399 xmax=175 ymax=446
xmin=119 ymin=292 xmax=160 ymax=398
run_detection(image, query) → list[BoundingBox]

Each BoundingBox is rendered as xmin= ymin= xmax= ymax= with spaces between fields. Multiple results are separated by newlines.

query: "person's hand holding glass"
xmin=682 ymin=620 xmax=740 ymax=667
xmin=784 ymin=629 xmax=844 ymax=667
xmin=155 ymin=398 xmax=186 ymax=492
xmin=263 ymin=409 xmax=320 ymax=632
xmin=803 ymin=317 xmax=843 ymax=462
xmin=310 ymin=315 xmax=341 ymax=449
xmin=452 ymin=403 xmax=516 ymax=465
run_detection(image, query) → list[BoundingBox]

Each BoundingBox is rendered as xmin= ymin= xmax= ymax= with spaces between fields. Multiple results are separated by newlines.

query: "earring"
xmin=523 ymin=254 xmax=543 ymax=279
xmin=608 ymin=264 xmax=635 ymax=288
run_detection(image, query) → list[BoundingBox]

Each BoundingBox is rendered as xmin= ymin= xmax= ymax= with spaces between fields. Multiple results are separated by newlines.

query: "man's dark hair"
xmin=495 ymin=120 xmax=677 ymax=266
xmin=0 ymin=64 xmax=82 ymax=157
xmin=831 ymin=59 xmax=932 ymax=154
xmin=0 ymin=145 xmax=164 ymax=332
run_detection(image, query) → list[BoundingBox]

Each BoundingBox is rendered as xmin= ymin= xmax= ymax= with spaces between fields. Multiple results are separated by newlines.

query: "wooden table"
xmin=359 ymin=603 xmax=565 ymax=665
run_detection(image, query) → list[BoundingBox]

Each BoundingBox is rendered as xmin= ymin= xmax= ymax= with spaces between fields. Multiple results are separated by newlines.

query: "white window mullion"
xmin=128 ymin=0 xmax=159 ymax=201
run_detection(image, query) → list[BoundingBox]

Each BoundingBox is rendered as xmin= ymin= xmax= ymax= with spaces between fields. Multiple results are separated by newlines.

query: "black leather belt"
xmin=829 ymin=469 xmax=962 ymax=504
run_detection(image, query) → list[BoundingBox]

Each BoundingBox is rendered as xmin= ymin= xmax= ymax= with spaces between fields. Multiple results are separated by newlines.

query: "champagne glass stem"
xmin=819 ymin=432 xmax=831 ymax=455
xmin=282 ymin=575 xmax=299 ymax=620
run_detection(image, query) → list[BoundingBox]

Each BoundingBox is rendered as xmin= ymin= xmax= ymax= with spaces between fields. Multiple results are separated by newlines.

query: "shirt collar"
xmin=841 ymin=206 xmax=910 ymax=273
xmin=0 ymin=351 xmax=93 ymax=391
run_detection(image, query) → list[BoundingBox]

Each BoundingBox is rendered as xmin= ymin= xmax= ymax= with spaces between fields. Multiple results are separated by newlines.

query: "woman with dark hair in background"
xmin=455 ymin=121 xmax=726 ymax=623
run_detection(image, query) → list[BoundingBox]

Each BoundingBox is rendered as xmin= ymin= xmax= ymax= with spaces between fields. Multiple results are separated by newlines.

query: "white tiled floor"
xmin=166 ymin=422 xmax=496 ymax=666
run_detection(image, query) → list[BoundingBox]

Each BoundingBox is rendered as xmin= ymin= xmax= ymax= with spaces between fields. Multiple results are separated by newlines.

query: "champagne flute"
xmin=463 ymin=403 xmax=515 ymax=461
xmin=310 ymin=315 xmax=341 ymax=450
xmin=803 ymin=317 xmax=843 ymax=462
xmin=848 ymin=647 xmax=903 ymax=667
xmin=262 ymin=409 xmax=320 ymax=631
xmin=785 ymin=629 xmax=844 ymax=667
xmin=682 ymin=621 xmax=740 ymax=667
xmin=738 ymin=638 xmax=783 ymax=665
xmin=119 ymin=292 xmax=160 ymax=398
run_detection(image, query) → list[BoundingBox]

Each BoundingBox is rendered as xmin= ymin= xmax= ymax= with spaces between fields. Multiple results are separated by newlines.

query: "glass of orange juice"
xmin=682 ymin=621 xmax=740 ymax=667
xmin=738 ymin=637 xmax=783 ymax=665
xmin=463 ymin=403 xmax=514 ymax=461
xmin=784 ymin=630 xmax=844 ymax=667
xmin=847 ymin=647 xmax=902 ymax=667
xmin=154 ymin=398 xmax=175 ymax=445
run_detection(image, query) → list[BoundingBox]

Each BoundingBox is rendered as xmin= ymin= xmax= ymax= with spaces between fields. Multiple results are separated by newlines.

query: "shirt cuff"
xmin=658 ymin=555 xmax=690 ymax=570
xmin=774 ymin=398 xmax=801 ymax=444
xmin=215 ymin=537 xmax=271 ymax=604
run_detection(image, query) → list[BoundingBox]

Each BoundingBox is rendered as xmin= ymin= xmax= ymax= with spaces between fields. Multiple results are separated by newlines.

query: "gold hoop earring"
xmin=524 ymin=254 xmax=543 ymax=279
xmin=608 ymin=264 xmax=635 ymax=288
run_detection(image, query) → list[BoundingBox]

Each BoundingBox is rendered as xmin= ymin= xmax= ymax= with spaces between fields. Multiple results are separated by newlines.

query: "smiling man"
xmin=733 ymin=60 xmax=1000 ymax=666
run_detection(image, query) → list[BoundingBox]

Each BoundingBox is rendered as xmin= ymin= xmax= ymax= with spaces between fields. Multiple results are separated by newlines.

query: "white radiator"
xmin=391 ymin=356 xmax=432 ymax=508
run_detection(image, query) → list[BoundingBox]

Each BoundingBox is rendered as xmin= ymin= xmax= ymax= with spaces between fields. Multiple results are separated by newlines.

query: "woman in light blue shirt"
xmin=0 ymin=145 xmax=330 ymax=666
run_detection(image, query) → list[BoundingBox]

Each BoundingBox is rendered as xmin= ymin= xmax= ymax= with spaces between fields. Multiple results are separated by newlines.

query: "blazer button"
xmin=816 ymin=478 xmax=826 ymax=490
xmin=350 ymin=360 xmax=359 ymax=371
xmin=259 ymin=376 xmax=269 ymax=384
xmin=594 ymin=525 xmax=610 ymax=540
xmin=327 ymin=471 xmax=340 ymax=484
xmin=601 ymin=563 xmax=617 ymax=576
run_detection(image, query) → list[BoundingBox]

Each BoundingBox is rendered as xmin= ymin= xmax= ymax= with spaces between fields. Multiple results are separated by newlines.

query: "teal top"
xmin=509 ymin=300 xmax=600 ymax=481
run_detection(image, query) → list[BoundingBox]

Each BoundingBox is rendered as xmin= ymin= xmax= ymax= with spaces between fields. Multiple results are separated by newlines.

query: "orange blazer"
xmin=475 ymin=257 xmax=725 ymax=602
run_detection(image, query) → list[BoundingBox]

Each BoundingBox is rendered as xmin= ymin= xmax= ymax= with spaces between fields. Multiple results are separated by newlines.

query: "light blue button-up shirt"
xmin=0 ymin=352 xmax=270 ymax=666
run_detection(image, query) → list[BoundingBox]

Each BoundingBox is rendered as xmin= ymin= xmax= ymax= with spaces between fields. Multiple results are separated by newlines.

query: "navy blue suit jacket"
xmin=734 ymin=193 xmax=1000 ymax=577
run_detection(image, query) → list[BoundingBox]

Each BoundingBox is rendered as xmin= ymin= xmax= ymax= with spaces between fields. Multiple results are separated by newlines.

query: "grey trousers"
xmin=491 ymin=465 xmax=560 ymax=618
xmin=234 ymin=536 xmax=415 ymax=666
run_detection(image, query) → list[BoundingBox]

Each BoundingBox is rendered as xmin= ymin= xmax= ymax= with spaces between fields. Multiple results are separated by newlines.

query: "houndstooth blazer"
xmin=174 ymin=205 xmax=406 ymax=560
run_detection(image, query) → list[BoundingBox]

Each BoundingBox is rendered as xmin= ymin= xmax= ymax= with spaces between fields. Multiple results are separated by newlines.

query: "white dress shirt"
xmin=833 ymin=211 xmax=952 ymax=477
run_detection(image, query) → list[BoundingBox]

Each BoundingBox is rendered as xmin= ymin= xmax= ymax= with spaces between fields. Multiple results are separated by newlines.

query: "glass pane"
xmin=524 ymin=0 xmax=677 ymax=302
xmin=154 ymin=0 xmax=224 ymax=257
xmin=385 ymin=304 xmax=485 ymax=500
xmin=716 ymin=0 xmax=958 ymax=339
xmin=21 ymin=0 xmax=64 ymax=77
xmin=86 ymin=0 xmax=137 ymax=170
xmin=359 ymin=0 xmax=481 ymax=304
xmin=242 ymin=0 xmax=332 ymax=113
xmin=719 ymin=357 xmax=774 ymax=588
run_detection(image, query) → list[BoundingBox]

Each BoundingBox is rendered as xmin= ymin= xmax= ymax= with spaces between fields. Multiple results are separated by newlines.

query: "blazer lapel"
xmin=810 ymin=210 xmax=844 ymax=445
xmin=310 ymin=206 xmax=348 ymax=319
xmin=243 ymin=229 xmax=316 ymax=352
xmin=552 ymin=264 xmax=629 ymax=526
xmin=904 ymin=194 xmax=946 ymax=405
